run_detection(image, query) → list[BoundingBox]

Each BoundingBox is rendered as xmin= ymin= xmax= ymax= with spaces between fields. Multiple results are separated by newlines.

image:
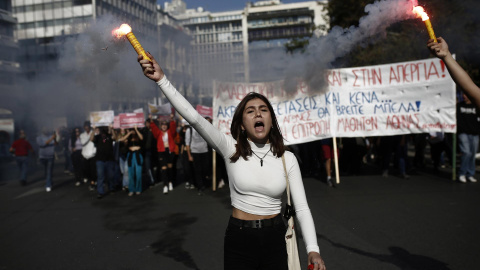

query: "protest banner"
xmin=213 ymin=58 xmax=456 ymax=145
xmin=113 ymin=116 xmax=120 ymax=129
xmin=90 ymin=110 xmax=114 ymax=127
xmin=196 ymin=105 xmax=213 ymax=119
xmin=119 ymin=112 xmax=145 ymax=128
xmin=148 ymin=103 xmax=171 ymax=115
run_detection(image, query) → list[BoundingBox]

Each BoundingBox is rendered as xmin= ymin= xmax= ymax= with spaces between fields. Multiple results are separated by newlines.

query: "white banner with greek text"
xmin=213 ymin=58 xmax=456 ymax=145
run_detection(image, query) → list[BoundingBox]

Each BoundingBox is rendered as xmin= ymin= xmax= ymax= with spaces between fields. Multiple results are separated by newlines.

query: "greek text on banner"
xmin=213 ymin=58 xmax=456 ymax=145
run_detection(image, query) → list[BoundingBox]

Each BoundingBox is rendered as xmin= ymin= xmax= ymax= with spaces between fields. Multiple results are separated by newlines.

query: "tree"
xmin=326 ymin=0 xmax=480 ymax=85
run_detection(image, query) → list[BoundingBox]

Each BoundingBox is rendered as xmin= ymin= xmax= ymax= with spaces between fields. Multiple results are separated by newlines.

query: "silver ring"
xmin=314 ymin=262 xmax=318 ymax=265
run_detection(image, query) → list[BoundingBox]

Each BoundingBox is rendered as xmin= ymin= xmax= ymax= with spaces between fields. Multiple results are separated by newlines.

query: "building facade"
xmin=245 ymin=0 xmax=328 ymax=82
xmin=10 ymin=0 xmax=166 ymax=125
xmin=0 ymin=0 xmax=20 ymax=157
xmin=13 ymin=0 xmax=157 ymax=78
xmin=157 ymin=7 xmax=194 ymax=103
xmin=175 ymin=8 xmax=245 ymax=103
xmin=165 ymin=0 xmax=329 ymax=100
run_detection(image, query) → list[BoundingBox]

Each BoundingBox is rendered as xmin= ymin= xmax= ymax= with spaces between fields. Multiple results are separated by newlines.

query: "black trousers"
xmin=71 ymin=150 xmax=83 ymax=182
xmin=82 ymin=156 xmax=96 ymax=182
xmin=192 ymin=152 xmax=209 ymax=190
xmin=224 ymin=216 xmax=288 ymax=270
xmin=157 ymin=150 xmax=174 ymax=186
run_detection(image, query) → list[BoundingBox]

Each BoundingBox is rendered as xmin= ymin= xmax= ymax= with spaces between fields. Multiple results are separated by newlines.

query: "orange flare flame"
xmin=112 ymin=23 xmax=151 ymax=61
xmin=112 ymin=24 xmax=132 ymax=38
xmin=412 ymin=6 xmax=429 ymax=21
xmin=412 ymin=6 xmax=437 ymax=42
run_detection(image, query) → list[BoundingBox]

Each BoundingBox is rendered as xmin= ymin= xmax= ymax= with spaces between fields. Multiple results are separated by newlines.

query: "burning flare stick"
xmin=113 ymin=24 xmax=152 ymax=61
xmin=413 ymin=6 xmax=437 ymax=42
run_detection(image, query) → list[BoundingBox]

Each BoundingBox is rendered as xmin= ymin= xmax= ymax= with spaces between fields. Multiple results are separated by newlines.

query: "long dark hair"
xmin=230 ymin=92 xmax=285 ymax=162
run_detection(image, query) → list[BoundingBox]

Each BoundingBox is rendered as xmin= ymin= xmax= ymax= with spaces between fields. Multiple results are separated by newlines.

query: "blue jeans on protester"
xmin=16 ymin=156 xmax=29 ymax=182
xmin=127 ymin=151 xmax=143 ymax=193
xmin=458 ymin=133 xmax=479 ymax=177
xmin=40 ymin=158 xmax=54 ymax=188
xmin=96 ymin=160 xmax=115 ymax=195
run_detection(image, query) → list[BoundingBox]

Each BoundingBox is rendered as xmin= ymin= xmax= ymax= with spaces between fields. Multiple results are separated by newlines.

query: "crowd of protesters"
xmin=7 ymin=97 xmax=479 ymax=196
xmin=7 ymin=113 xmax=230 ymax=198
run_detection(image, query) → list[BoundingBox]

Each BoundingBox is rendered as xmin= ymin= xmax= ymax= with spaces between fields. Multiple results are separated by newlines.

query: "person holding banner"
xmin=427 ymin=37 xmax=480 ymax=108
xmin=149 ymin=114 xmax=177 ymax=195
xmin=118 ymin=126 xmax=144 ymax=196
xmin=138 ymin=53 xmax=325 ymax=270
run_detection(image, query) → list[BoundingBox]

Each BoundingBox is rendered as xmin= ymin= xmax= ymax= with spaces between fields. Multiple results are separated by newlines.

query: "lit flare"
xmin=412 ymin=6 xmax=437 ymax=43
xmin=113 ymin=24 xmax=151 ymax=61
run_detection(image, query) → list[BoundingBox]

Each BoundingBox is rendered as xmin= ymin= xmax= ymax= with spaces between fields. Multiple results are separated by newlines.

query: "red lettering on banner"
xmin=410 ymin=63 xmax=420 ymax=82
xmin=216 ymin=83 xmax=249 ymax=100
xmin=337 ymin=116 xmax=378 ymax=132
xmin=389 ymin=63 xmax=425 ymax=84
xmin=426 ymin=62 xmax=440 ymax=80
xmin=282 ymin=111 xmax=311 ymax=124
xmin=257 ymin=83 xmax=276 ymax=99
xmin=327 ymin=70 xmax=342 ymax=86
xmin=291 ymin=120 xmax=330 ymax=139
xmin=385 ymin=114 xmax=420 ymax=129
xmin=352 ymin=68 xmax=382 ymax=87
xmin=389 ymin=66 xmax=399 ymax=84
xmin=421 ymin=122 xmax=456 ymax=130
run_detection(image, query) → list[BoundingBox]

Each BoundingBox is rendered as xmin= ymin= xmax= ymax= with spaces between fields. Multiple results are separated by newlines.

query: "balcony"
xmin=248 ymin=25 xmax=312 ymax=41
xmin=0 ymin=9 xmax=17 ymax=24
xmin=0 ymin=35 xmax=18 ymax=48
xmin=0 ymin=60 xmax=21 ymax=73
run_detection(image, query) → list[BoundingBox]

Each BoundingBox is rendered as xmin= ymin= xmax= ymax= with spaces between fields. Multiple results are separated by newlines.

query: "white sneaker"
xmin=459 ymin=175 xmax=467 ymax=183
xmin=46 ymin=187 xmax=52 ymax=192
xmin=75 ymin=181 xmax=81 ymax=186
xmin=168 ymin=182 xmax=173 ymax=191
xmin=327 ymin=177 xmax=333 ymax=187
xmin=468 ymin=176 xmax=477 ymax=183
xmin=163 ymin=185 xmax=169 ymax=194
xmin=83 ymin=178 xmax=88 ymax=183
xmin=218 ymin=179 xmax=225 ymax=189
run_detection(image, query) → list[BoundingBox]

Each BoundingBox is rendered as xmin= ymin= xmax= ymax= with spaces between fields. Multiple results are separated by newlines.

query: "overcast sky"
xmin=167 ymin=0 xmax=313 ymax=12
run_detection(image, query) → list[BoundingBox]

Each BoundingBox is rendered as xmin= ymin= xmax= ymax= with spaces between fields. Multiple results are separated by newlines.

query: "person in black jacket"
xmin=456 ymin=94 xmax=480 ymax=183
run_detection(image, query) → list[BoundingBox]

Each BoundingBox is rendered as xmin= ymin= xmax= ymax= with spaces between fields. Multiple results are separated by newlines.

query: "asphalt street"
xmin=0 ymin=157 xmax=479 ymax=270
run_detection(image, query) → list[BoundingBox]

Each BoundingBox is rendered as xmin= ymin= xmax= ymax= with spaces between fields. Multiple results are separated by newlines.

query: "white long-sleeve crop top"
xmin=156 ymin=76 xmax=320 ymax=254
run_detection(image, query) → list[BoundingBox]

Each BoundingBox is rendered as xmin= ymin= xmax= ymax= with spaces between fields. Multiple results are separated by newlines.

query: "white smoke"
xmin=284 ymin=0 xmax=420 ymax=93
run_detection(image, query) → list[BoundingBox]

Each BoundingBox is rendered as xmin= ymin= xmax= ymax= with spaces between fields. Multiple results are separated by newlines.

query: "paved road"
xmin=0 ymin=157 xmax=478 ymax=270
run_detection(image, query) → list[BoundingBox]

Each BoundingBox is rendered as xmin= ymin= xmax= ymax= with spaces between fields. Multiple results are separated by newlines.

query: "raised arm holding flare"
xmin=138 ymin=52 xmax=326 ymax=270
xmin=428 ymin=37 xmax=480 ymax=107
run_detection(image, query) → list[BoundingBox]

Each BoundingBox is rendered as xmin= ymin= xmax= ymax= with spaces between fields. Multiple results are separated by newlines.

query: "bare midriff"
xmin=232 ymin=207 xmax=278 ymax=221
